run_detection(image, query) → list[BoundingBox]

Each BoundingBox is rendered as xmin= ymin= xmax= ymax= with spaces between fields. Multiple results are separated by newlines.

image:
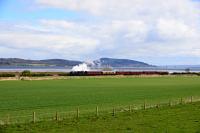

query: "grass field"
xmin=0 ymin=76 xmax=200 ymax=122
xmin=1 ymin=101 xmax=200 ymax=133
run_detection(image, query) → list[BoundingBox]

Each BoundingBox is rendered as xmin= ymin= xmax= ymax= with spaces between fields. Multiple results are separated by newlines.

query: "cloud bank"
xmin=0 ymin=0 xmax=200 ymax=65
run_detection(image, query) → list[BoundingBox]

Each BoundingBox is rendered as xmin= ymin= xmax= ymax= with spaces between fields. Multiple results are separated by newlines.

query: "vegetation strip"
xmin=0 ymin=96 xmax=198 ymax=125
xmin=1 ymin=101 xmax=200 ymax=133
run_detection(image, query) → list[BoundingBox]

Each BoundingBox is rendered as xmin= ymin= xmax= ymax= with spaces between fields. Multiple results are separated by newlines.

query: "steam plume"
xmin=72 ymin=63 xmax=90 ymax=71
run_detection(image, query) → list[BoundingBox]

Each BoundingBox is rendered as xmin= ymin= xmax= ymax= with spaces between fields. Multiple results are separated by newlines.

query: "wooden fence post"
xmin=77 ymin=107 xmax=79 ymax=119
xmin=33 ymin=112 xmax=36 ymax=123
xmin=169 ymin=100 xmax=172 ymax=107
xmin=180 ymin=98 xmax=183 ymax=104
xmin=112 ymin=107 xmax=116 ymax=116
xmin=129 ymin=105 xmax=132 ymax=112
xmin=157 ymin=102 xmax=160 ymax=109
xmin=6 ymin=114 xmax=10 ymax=125
xmin=144 ymin=101 xmax=146 ymax=110
xmin=96 ymin=106 xmax=99 ymax=117
xmin=55 ymin=112 xmax=58 ymax=121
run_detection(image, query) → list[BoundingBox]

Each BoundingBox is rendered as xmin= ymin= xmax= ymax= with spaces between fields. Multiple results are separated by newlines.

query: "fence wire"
xmin=0 ymin=96 xmax=199 ymax=125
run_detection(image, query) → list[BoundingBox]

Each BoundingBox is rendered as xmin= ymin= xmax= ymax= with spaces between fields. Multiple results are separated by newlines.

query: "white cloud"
xmin=157 ymin=18 xmax=198 ymax=41
xmin=34 ymin=0 xmax=200 ymax=40
xmin=35 ymin=0 xmax=106 ymax=15
xmin=35 ymin=0 xmax=199 ymax=20
xmin=40 ymin=19 xmax=75 ymax=29
xmin=110 ymin=20 xmax=148 ymax=41
xmin=0 ymin=24 xmax=100 ymax=59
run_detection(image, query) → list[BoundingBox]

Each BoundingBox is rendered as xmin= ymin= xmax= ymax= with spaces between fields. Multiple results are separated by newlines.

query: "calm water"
xmin=0 ymin=66 xmax=200 ymax=73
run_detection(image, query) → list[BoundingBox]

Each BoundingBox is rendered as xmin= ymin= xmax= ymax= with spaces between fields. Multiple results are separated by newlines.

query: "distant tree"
xmin=21 ymin=70 xmax=31 ymax=77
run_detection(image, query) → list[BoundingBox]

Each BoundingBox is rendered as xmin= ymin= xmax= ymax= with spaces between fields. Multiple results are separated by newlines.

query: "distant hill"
xmin=0 ymin=58 xmax=82 ymax=67
xmin=93 ymin=58 xmax=151 ymax=67
xmin=0 ymin=58 xmax=152 ymax=67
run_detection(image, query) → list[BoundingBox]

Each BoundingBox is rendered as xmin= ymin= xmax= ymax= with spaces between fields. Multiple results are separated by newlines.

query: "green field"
xmin=1 ymin=102 xmax=200 ymax=133
xmin=0 ymin=76 xmax=200 ymax=122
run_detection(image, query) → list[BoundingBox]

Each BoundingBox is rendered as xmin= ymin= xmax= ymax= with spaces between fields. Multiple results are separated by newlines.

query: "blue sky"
xmin=0 ymin=0 xmax=200 ymax=65
xmin=0 ymin=0 xmax=83 ymax=21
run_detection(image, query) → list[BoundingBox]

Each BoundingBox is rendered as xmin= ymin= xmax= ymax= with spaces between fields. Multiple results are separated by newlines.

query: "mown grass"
xmin=1 ymin=102 xmax=200 ymax=133
xmin=0 ymin=76 xmax=200 ymax=120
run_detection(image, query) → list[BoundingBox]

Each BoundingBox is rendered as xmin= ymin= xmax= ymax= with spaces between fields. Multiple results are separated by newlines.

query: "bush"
xmin=171 ymin=72 xmax=200 ymax=76
xmin=21 ymin=71 xmax=54 ymax=77
xmin=21 ymin=70 xmax=31 ymax=77
xmin=58 ymin=73 xmax=69 ymax=76
xmin=30 ymin=73 xmax=53 ymax=77
xmin=0 ymin=73 xmax=15 ymax=77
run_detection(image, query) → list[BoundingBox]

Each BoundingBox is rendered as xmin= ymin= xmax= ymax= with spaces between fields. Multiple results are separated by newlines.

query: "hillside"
xmin=0 ymin=58 xmax=82 ymax=67
xmin=0 ymin=58 xmax=152 ymax=67
xmin=94 ymin=58 xmax=151 ymax=67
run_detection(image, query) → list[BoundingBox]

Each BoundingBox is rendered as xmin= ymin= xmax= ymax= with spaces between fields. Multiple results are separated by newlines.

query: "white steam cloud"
xmin=72 ymin=63 xmax=90 ymax=71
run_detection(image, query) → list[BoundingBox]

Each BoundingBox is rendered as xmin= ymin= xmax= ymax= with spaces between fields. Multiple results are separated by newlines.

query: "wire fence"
xmin=0 ymin=96 xmax=199 ymax=125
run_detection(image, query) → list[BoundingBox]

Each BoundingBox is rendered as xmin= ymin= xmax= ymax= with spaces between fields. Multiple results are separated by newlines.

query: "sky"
xmin=0 ymin=0 xmax=200 ymax=65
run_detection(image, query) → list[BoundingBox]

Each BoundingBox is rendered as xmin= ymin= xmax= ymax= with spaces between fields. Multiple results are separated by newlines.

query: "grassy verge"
xmin=1 ymin=102 xmax=200 ymax=133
